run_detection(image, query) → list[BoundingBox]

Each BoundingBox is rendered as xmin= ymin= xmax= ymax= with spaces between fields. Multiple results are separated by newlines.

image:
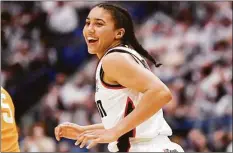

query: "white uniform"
xmin=95 ymin=46 xmax=184 ymax=152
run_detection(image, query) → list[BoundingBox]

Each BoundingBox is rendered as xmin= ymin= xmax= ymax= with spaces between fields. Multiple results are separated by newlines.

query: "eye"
xmin=96 ymin=22 xmax=104 ymax=27
xmin=85 ymin=21 xmax=90 ymax=26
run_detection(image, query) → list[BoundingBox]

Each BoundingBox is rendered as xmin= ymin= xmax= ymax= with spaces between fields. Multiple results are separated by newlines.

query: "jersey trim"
xmin=96 ymin=45 xmax=128 ymax=90
xmin=99 ymin=66 xmax=126 ymax=89
xmin=107 ymin=49 xmax=139 ymax=64
xmin=106 ymin=49 xmax=150 ymax=70
xmin=117 ymin=97 xmax=136 ymax=152
xmin=98 ymin=48 xmax=149 ymax=90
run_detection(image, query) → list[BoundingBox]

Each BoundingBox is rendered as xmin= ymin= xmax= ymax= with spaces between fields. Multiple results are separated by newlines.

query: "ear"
xmin=115 ymin=28 xmax=125 ymax=40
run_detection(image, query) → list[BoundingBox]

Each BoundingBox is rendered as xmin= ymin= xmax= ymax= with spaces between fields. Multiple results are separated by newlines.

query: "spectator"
xmin=20 ymin=122 xmax=56 ymax=152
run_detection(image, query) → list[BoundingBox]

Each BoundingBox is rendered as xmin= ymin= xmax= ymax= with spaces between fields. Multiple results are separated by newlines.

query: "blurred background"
xmin=1 ymin=1 xmax=232 ymax=152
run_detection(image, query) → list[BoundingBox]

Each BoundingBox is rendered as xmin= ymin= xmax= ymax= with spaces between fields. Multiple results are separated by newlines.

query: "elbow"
xmin=162 ymin=85 xmax=172 ymax=104
xmin=161 ymin=84 xmax=172 ymax=104
xmin=151 ymin=86 xmax=172 ymax=104
xmin=163 ymin=90 xmax=172 ymax=104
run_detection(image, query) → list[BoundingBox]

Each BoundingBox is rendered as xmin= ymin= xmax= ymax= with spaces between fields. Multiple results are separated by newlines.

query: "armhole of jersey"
xmin=99 ymin=49 xmax=149 ymax=89
xmin=99 ymin=49 xmax=140 ymax=89
xmin=99 ymin=66 xmax=125 ymax=89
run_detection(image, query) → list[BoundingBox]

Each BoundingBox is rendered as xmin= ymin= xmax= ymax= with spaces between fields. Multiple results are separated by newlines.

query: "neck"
xmin=97 ymin=41 xmax=122 ymax=59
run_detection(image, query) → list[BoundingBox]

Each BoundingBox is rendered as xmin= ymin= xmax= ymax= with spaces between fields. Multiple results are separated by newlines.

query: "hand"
xmin=75 ymin=128 xmax=120 ymax=149
xmin=54 ymin=122 xmax=85 ymax=141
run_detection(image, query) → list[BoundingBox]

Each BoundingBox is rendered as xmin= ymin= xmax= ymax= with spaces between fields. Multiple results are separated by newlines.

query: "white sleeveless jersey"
xmin=95 ymin=46 xmax=172 ymax=152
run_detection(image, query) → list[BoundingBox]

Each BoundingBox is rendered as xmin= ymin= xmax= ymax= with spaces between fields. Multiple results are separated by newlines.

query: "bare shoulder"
xmin=100 ymin=52 xmax=170 ymax=93
xmin=102 ymin=52 xmax=136 ymax=71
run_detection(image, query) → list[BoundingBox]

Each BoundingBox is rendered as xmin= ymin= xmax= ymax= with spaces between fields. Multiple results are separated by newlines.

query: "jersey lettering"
xmin=1 ymin=93 xmax=14 ymax=124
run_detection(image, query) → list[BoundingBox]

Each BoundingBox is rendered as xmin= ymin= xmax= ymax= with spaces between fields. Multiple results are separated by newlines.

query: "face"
xmin=33 ymin=126 xmax=44 ymax=137
xmin=83 ymin=7 xmax=122 ymax=56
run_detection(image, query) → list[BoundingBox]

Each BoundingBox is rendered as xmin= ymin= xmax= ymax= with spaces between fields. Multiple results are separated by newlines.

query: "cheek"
xmin=98 ymin=29 xmax=115 ymax=44
xmin=82 ymin=27 xmax=87 ymax=37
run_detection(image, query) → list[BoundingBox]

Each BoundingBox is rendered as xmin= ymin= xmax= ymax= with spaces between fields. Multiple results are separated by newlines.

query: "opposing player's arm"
xmin=102 ymin=52 xmax=172 ymax=138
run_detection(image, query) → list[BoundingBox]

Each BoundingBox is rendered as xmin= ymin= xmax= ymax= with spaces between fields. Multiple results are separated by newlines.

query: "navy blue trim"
xmin=100 ymin=67 xmax=124 ymax=88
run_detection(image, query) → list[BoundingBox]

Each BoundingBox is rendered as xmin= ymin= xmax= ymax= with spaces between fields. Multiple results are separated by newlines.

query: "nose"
xmin=87 ymin=24 xmax=95 ymax=33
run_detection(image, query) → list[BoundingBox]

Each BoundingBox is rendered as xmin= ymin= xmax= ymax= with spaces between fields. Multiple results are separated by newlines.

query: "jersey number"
xmin=96 ymin=100 xmax=107 ymax=118
xmin=1 ymin=93 xmax=14 ymax=123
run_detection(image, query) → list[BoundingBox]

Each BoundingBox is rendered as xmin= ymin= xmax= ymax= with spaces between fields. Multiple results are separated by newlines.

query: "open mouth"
xmin=87 ymin=37 xmax=98 ymax=44
xmin=89 ymin=40 xmax=98 ymax=43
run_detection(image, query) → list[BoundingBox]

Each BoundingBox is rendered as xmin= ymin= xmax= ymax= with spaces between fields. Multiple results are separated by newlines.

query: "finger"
xmin=77 ymin=134 xmax=97 ymax=148
xmin=75 ymin=140 xmax=80 ymax=146
xmin=76 ymin=135 xmax=85 ymax=145
xmin=54 ymin=127 xmax=58 ymax=140
xmin=55 ymin=126 xmax=61 ymax=141
xmin=85 ymin=134 xmax=98 ymax=138
xmin=79 ymin=130 xmax=93 ymax=137
xmin=77 ymin=133 xmax=84 ymax=140
xmin=59 ymin=131 xmax=63 ymax=136
xmin=80 ymin=137 xmax=89 ymax=148
xmin=75 ymin=135 xmax=84 ymax=146
xmin=78 ymin=130 xmax=93 ymax=139
xmin=77 ymin=132 xmax=97 ymax=142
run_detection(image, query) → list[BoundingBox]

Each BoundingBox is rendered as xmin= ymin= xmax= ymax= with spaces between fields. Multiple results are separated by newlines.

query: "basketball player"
xmin=1 ymin=87 xmax=20 ymax=152
xmin=55 ymin=3 xmax=184 ymax=152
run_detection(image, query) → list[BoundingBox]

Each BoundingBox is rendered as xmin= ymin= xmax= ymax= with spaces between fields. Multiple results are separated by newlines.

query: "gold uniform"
xmin=1 ymin=87 xmax=20 ymax=152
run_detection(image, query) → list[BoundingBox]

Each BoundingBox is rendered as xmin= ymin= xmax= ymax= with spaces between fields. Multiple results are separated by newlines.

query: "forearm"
xmin=113 ymin=89 xmax=171 ymax=137
xmin=83 ymin=123 xmax=105 ymax=131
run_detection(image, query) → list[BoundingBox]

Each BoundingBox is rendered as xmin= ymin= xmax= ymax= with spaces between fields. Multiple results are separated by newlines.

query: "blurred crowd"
xmin=1 ymin=1 xmax=232 ymax=152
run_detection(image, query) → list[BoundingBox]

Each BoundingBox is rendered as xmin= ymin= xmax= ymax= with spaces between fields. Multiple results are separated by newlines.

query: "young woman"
xmin=55 ymin=3 xmax=184 ymax=152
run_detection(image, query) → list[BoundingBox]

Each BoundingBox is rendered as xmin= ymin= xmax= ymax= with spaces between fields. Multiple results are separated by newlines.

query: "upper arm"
xmin=102 ymin=53 xmax=171 ymax=94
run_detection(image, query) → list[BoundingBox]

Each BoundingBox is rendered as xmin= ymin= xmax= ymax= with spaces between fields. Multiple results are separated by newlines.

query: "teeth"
xmin=87 ymin=37 xmax=98 ymax=41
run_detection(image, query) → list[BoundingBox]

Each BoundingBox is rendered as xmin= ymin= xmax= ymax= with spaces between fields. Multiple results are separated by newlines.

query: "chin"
xmin=87 ymin=48 xmax=97 ymax=54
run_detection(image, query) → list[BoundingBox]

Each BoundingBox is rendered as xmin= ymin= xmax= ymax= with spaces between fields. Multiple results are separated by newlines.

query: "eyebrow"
xmin=86 ymin=17 xmax=106 ymax=23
